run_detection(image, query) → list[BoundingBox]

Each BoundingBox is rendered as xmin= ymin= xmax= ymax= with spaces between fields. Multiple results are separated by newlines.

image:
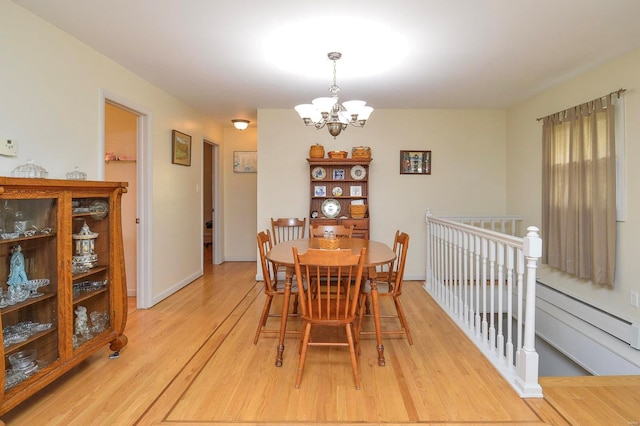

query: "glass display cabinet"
xmin=0 ymin=177 xmax=128 ymax=416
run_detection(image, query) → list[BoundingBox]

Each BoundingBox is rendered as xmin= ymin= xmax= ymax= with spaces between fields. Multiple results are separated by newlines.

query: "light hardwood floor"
xmin=3 ymin=249 xmax=640 ymax=425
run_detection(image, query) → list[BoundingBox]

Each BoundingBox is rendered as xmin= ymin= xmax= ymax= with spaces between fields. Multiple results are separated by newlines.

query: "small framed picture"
xmin=350 ymin=186 xmax=362 ymax=196
xmin=314 ymin=186 xmax=326 ymax=196
xmin=333 ymin=169 xmax=345 ymax=180
xmin=233 ymin=151 xmax=257 ymax=173
xmin=400 ymin=150 xmax=431 ymax=175
xmin=172 ymin=130 xmax=192 ymax=166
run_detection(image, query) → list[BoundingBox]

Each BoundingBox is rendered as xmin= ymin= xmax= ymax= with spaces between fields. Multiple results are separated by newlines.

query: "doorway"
xmin=104 ymin=102 xmax=138 ymax=306
xmin=204 ymin=140 xmax=222 ymax=265
xmin=101 ymin=91 xmax=152 ymax=309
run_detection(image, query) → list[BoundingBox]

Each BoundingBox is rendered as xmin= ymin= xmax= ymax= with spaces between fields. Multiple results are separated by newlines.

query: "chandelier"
xmin=294 ymin=52 xmax=373 ymax=138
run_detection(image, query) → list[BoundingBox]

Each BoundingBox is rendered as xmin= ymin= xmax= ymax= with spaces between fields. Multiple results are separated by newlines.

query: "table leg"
xmin=276 ymin=266 xmax=293 ymax=367
xmin=369 ymin=280 xmax=385 ymax=366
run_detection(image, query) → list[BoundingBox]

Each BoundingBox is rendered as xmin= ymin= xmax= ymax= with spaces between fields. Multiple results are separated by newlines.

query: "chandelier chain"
xmin=330 ymin=56 xmax=340 ymax=97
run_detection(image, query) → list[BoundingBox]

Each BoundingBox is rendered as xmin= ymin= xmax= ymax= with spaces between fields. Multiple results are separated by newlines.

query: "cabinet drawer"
xmin=310 ymin=219 xmax=338 ymax=227
xmin=341 ymin=218 xmax=369 ymax=230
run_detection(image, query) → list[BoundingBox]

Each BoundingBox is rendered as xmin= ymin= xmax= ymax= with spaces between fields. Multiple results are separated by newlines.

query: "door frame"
xmin=99 ymin=90 xmax=153 ymax=309
xmin=204 ymin=140 xmax=223 ymax=265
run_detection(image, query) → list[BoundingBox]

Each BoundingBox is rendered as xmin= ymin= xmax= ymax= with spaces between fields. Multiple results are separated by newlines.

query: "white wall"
xmin=0 ymin=1 xmax=223 ymax=306
xmin=507 ymin=47 xmax=640 ymax=324
xmin=223 ymin=126 xmax=257 ymax=261
xmin=258 ymin=108 xmax=509 ymax=279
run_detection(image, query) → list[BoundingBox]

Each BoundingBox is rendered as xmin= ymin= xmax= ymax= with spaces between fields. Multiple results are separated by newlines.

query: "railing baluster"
xmin=506 ymin=245 xmax=514 ymax=368
xmin=516 ymin=247 xmax=524 ymax=353
xmin=496 ymin=242 xmax=504 ymax=359
xmin=489 ymin=240 xmax=496 ymax=350
xmin=481 ymin=237 xmax=488 ymax=343
xmin=474 ymin=235 xmax=481 ymax=337
xmin=462 ymin=231 xmax=469 ymax=327
xmin=456 ymin=229 xmax=463 ymax=319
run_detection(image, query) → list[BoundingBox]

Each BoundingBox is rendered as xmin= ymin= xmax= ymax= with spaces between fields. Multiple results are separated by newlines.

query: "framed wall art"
xmin=400 ymin=150 xmax=431 ymax=175
xmin=233 ymin=151 xmax=257 ymax=173
xmin=171 ymin=130 xmax=192 ymax=166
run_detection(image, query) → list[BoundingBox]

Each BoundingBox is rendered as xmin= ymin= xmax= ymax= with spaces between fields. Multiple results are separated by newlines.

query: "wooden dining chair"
xmin=270 ymin=218 xmax=306 ymax=287
xmin=254 ymin=229 xmax=300 ymax=344
xmin=271 ymin=217 xmax=306 ymax=244
xmin=357 ymin=230 xmax=413 ymax=345
xmin=309 ymin=224 xmax=353 ymax=239
xmin=292 ymin=246 xmax=366 ymax=389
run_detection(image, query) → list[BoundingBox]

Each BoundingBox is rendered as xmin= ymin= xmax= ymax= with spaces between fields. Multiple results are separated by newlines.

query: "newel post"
xmin=515 ymin=226 xmax=543 ymax=397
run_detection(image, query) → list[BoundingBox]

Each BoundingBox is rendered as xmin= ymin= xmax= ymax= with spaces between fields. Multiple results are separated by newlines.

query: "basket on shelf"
xmin=351 ymin=146 xmax=371 ymax=159
xmin=318 ymin=237 xmax=340 ymax=250
xmin=309 ymin=143 xmax=325 ymax=158
xmin=349 ymin=204 xmax=367 ymax=219
xmin=327 ymin=150 xmax=348 ymax=159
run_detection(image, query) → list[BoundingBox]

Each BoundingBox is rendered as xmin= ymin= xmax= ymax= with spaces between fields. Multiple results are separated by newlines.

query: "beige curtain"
xmin=541 ymin=96 xmax=616 ymax=287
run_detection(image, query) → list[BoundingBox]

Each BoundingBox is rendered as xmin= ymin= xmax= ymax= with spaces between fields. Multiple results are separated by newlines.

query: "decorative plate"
xmin=331 ymin=187 xmax=343 ymax=196
xmin=311 ymin=166 xmax=327 ymax=180
xmin=321 ymin=199 xmax=341 ymax=218
xmin=350 ymin=165 xmax=366 ymax=180
xmin=89 ymin=199 xmax=109 ymax=220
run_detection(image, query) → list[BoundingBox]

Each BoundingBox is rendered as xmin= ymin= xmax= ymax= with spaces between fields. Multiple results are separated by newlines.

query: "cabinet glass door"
xmin=71 ymin=197 xmax=111 ymax=349
xmin=1 ymin=198 xmax=59 ymax=391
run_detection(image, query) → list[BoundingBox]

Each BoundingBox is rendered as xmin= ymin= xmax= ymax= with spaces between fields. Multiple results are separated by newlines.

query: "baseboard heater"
xmin=535 ymin=282 xmax=640 ymax=375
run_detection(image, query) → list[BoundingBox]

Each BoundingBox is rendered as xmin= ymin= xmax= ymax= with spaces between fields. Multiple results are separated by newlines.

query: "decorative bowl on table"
xmin=318 ymin=237 xmax=340 ymax=250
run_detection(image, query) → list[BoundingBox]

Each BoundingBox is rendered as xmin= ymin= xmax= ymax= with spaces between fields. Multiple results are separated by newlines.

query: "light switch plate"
xmin=0 ymin=138 xmax=18 ymax=156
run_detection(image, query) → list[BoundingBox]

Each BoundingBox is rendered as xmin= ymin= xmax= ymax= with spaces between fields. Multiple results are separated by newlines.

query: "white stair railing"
xmin=425 ymin=210 xmax=543 ymax=398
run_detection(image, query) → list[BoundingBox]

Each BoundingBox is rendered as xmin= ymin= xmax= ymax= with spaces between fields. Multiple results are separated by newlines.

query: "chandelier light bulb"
xmin=294 ymin=52 xmax=373 ymax=139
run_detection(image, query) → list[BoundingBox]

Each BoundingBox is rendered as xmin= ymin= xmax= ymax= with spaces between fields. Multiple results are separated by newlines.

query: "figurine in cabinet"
xmin=7 ymin=245 xmax=28 ymax=286
xmin=74 ymin=306 xmax=91 ymax=338
xmin=72 ymin=221 xmax=99 ymax=268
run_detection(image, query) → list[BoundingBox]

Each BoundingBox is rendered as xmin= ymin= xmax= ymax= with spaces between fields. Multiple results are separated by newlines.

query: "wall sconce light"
xmin=231 ymin=119 xmax=250 ymax=130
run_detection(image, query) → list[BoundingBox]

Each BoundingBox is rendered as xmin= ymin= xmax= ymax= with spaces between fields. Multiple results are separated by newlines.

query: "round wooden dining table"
xmin=266 ymin=238 xmax=396 ymax=367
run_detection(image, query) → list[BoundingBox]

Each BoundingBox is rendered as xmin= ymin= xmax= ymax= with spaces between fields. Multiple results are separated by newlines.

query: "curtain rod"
xmin=536 ymin=88 xmax=626 ymax=122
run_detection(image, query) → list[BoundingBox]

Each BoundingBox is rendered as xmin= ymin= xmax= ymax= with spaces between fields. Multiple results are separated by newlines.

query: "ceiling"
xmin=13 ymin=0 xmax=640 ymax=127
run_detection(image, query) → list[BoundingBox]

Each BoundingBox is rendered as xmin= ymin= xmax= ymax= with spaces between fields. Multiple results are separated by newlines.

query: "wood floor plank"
xmin=3 ymin=256 xmax=633 ymax=425
xmin=539 ymin=376 xmax=640 ymax=426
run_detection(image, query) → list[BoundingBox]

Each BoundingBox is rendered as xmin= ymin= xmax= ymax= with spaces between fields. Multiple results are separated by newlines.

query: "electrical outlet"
xmin=631 ymin=290 xmax=639 ymax=308
xmin=0 ymin=138 xmax=18 ymax=156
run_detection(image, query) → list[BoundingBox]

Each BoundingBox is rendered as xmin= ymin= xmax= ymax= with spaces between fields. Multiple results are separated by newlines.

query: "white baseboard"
xmin=151 ymin=269 xmax=203 ymax=307
xmin=224 ymin=256 xmax=256 ymax=262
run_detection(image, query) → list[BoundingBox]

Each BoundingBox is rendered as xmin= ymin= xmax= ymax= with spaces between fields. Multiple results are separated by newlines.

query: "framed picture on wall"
xmin=171 ymin=130 xmax=192 ymax=166
xmin=400 ymin=150 xmax=431 ymax=175
xmin=233 ymin=151 xmax=257 ymax=173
